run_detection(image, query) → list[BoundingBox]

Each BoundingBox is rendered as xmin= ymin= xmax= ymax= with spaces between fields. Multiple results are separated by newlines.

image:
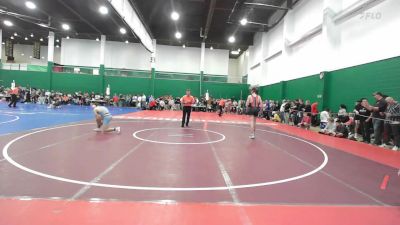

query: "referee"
xmin=180 ymin=89 xmax=195 ymax=127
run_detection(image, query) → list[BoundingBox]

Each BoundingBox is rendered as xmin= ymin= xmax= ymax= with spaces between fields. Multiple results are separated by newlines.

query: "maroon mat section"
xmin=0 ymin=120 xmax=399 ymax=206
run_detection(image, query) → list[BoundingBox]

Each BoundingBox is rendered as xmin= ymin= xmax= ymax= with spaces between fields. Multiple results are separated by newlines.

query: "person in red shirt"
xmin=149 ymin=100 xmax=157 ymax=110
xmin=311 ymin=102 xmax=319 ymax=126
xmin=112 ymin=94 xmax=119 ymax=106
xmin=218 ymin=98 xmax=225 ymax=117
xmin=298 ymin=112 xmax=311 ymax=130
xmin=8 ymin=86 xmax=20 ymax=108
xmin=180 ymin=89 xmax=195 ymax=127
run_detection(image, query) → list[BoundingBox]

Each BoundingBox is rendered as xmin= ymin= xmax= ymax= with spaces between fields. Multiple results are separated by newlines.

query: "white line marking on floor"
xmin=0 ymin=113 xmax=20 ymax=125
xmin=2 ymin=121 xmax=328 ymax=191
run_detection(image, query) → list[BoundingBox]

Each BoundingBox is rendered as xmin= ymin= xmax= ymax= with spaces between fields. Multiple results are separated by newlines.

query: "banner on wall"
xmin=33 ymin=41 xmax=41 ymax=59
xmin=5 ymin=39 xmax=13 ymax=57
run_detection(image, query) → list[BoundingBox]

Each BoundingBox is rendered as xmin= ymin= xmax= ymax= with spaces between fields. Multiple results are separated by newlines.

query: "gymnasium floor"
xmin=0 ymin=103 xmax=399 ymax=225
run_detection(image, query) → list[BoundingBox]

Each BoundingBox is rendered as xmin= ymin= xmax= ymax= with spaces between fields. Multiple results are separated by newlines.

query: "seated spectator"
xmin=298 ymin=112 xmax=311 ymax=130
xmin=334 ymin=120 xmax=349 ymax=138
xmin=159 ymin=98 xmax=166 ymax=110
xmin=271 ymin=111 xmax=281 ymax=122
xmin=169 ymin=98 xmax=175 ymax=110
xmin=319 ymin=118 xmax=336 ymax=135
xmin=149 ymin=99 xmax=157 ymax=110
xmin=338 ymin=104 xmax=349 ymax=123
xmin=320 ymin=108 xmax=330 ymax=130
xmin=48 ymin=96 xmax=61 ymax=109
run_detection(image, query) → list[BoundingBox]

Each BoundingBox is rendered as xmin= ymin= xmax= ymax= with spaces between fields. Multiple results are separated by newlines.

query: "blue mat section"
xmin=0 ymin=103 xmax=139 ymax=135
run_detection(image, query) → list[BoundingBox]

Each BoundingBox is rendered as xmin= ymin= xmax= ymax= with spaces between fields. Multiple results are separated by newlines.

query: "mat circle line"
xmin=0 ymin=113 xmax=20 ymax=125
xmin=2 ymin=121 xmax=329 ymax=191
xmin=133 ymin=127 xmax=226 ymax=145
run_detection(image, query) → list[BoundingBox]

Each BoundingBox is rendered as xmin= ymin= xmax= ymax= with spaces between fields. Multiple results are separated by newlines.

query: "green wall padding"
xmin=0 ymin=70 xmax=50 ymax=90
xmin=260 ymin=82 xmax=283 ymax=101
xmin=325 ymin=57 xmax=400 ymax=110
xmin=52 ymin=73 xmax=102 ymax=93
xmin=258 ymin=56 xmax=400 ymax=112
xmin=285 ymin=74 xmax=323 ymax=104
xmin=154 ymin=79 xmax=200 ymax=97
xmin=203 ymin=82 xmax=249 ymax=100
xmin=105 ymin=76 xmax=151 ymax=95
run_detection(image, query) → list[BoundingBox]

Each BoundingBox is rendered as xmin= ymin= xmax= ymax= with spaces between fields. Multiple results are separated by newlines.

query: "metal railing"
xmin=105 ymin=68 xmax=151 ymax=78
xmin=1 ymin=63 xmax=47 ymax=72
xmin=52 ymin=65 xmax=100 ymax=75
xmin=155 ymin=71 xmax=200 ymax=81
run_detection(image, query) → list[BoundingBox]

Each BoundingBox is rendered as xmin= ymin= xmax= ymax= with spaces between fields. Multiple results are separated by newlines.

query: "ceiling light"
xmin=125 ymin=40 xmax=129 ymax=44
xmin=38 ymin=23 xmax=48 ymax=28
xmin=14 ymin=32 xmax=18 ymax=36
xmin=40 ymin=38 xmax=43 ymax=41
xmin=25 ymin=1 xmax=36 ymax=9
xmin=238 ymin=48 xmax=241 ymax=52
xmin=30 ymin=33 xmax=34 ymax=37
xmin=25 ymin=37 xmax=28 ymax=40
xmin=10 ymin=36 xmax=14 ymax=40
xmin=62 ymin=23 xmax=70 ymax=30
xmin=41 ymin=56 xmax=45 ymax=59
xmin=210 ymin=46 xmax=213 ymax=50
xmin=4 ymin=20 xmax=13 ymax=27
xmin=29 ymin=56 xmax=33 ymax=59
xmin=231 ymin=50 xmax=239 ymax=55
xmin=120 ymin=28 xmax=127 ymax=34
xmin=2 ymin=42 xmax=4 ymax=45
xmin=56 ymin=39 xmax=59 ymax=42
xmin=56 ymin=45 xmax=60 ymax=48
xmin=21 ymin=53 xmax=25 ymax=56
xmin=175 ymin=31 xmax=182 ymax=39
xmin=228 ymin=36 xmax=235 ymax=43
xmin=96 ymin=38 xmax=99 ymax=41
xmin=182 ymin=44 xmax=186 ymax=48
xmin=66 ymin=36 xmax=70 ymax=39
xmin=240 ymin=18 xmax=248 ymax=26
xmin=99 ymin=6 xmax=108 ymax=15
xmin=171 ymin=12 xmax=180 ymax=21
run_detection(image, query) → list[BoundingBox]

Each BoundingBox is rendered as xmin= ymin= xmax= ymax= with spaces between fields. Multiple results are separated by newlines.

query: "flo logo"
xmin=360 ymin=12 xmax=382 ymax=20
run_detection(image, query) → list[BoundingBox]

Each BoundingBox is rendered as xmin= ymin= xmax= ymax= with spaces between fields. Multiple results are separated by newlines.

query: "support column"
xmin=47 ymin=31 xmax=55 ymax=91
xmin=322 ymin=0 xmax=342 ymax=71
xmin=0 ymin=29 xmax=2 ymax=64
xmin=150 ymin=39 xmax=156 ymax=97
xmin=282 ymin=9 xmax=294 ymax=74
xmin=0 ymin=29 xmax=2 ymax=83
xmin=200 ymin=42 xmax=205 ymax=97
xmin=320 ymin=0 xmax=342 ymax=109
xmin=100 ymin=35 xmax=106 ymax=95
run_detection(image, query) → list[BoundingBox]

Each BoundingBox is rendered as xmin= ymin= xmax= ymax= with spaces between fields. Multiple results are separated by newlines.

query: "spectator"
xmin=311 ymin=102 xmax=319 ymax=126
xmin=319 ymin=117 xmax=336 ymax=135
xmin=359 ymin=98 xmax=372 ymax=143
xmin=149 ymin=99 xmax=157 ymax=110
xmin=334 ymin=120 xmax=349 ymax=138
xmin=112 ymin=94 xmax=119 ymax=106
xmin=362 ymin=92 xmax=387 ymax=145
xmin=271 ymin=111 xmax=281 ymax=122
xmin=382 ymin=97 xmax=399 ymax=151
xmin=338 ymin=104 xmax=349 ymax=123
xmin=298 ymin=112 xmax=311 ymax=130
xmin=352 ymin=100 xmax=363 ymax=139
xmin=320 ymin=108 xmax=330 ymax=130
xmin=159 ymin=98 xmax=166 ymax=110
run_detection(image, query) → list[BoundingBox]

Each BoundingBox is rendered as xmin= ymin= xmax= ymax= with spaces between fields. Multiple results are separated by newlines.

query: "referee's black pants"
xmin=8 ymin=94 xmax=17 ymax=107
xmin=182 ymin=106 xmax=192 ymax=127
